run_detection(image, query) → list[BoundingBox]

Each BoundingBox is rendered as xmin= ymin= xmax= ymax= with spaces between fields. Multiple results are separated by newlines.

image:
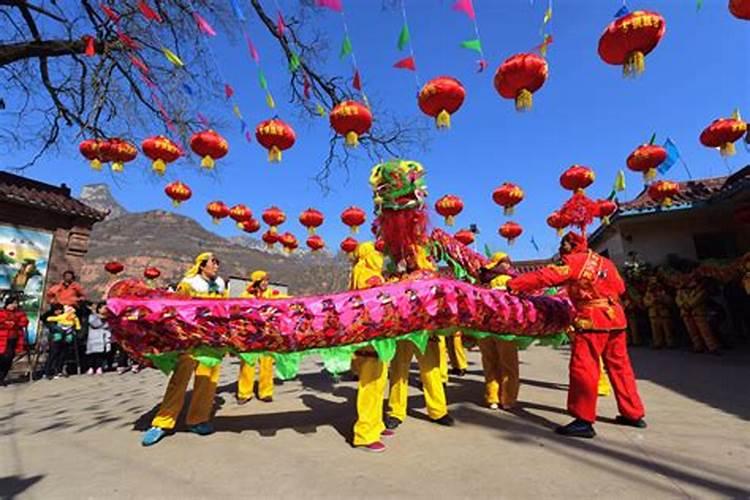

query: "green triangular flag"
xmin=258 ymin=68 xmax=268 ymax=90
xmin=614 ymin=169 xmax=626 ymax=192
xmin=340 ymin=35 xmax=353 ymax=59
xmin=288 ymin=52 xmax=301 ymax=72
xmin=397 ymin=23 xmax=410 ymax=51
xmin=696 ymin=0 xmax=703 ymax=10
xmin=483 ymin=244 xmax=492 ymax=258
xmin=460 ymin=39 xmax=482 ymax=53
xmin=648 ymin=132 xmax=656 ymax=145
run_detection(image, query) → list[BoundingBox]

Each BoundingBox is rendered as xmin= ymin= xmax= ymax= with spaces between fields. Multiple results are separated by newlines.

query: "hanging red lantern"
xmin=143 ymin=267 xmax=161 ymax=280
xmin=229 ymin=204 xmax=253 ymax=228
xmin=104 ymin=261 xmax=124 ymax=275
xmin=492 ymin=183 xmax=525 ymax=215
xmin=340 ymin=236 xmax=358 ymax=254
xmin=560 ymin=192 xmax=599 ymax=232
xmin=498 ymin=221 xmax=523 ymax=245
xmin=374 ymin=239 xmax=386 ymax=253
xmin=240 ymin=218 xmax=261 ymax=234
xmin=493 ymin=53 xmax=548 ymax=111
xmin=100 ymin=138 xmax=137 ymax=173
xmin=79 ymin=139 xmax=106 ymax=171
xmin=164 ymin=181 xmax=192 ymax=207
xmin=647 ymin=180 xmax=680 ymax=207
xmin=598 ymin=10 xmax=666 ymax=77
xmin=418 ymin=76 xmax=466 ymax=128
xmin=299 ymin=208 xmax=325 ymax=235
xmin=278 ymin=232 xmax=298 ymax=253
xmin=329 ymin=100 xmax=373 ymax=146
xmin=596 ymin=199 xmax=618 ymax=224
xmin=206 ymin=201 xmax=230 ymax=224
xmin=262 ymin=230 xmax=278 ymax=249
xmin=730 ymin=0 xmax=750 ymax=19
xmin=454 ymin=229 xmax=475 ymax=246
xmin=262 ymin=206 xmax=287 ymax=233
xmin=306 ymin=235 xmax=325 ymax=252
xmin=560 ymin=165 xmax=596 ymax=193
xmin=341 ymin=206 xmax=366 ymax=234
xmin=190 ymin=129 xmax=228 ymax=170
xmin=546 ymin=211 xmax=570 ymax=236
xmin=141 ymin=135 xmax=182 ymax=175
xmin=434 ymin=195 xmax=464 ymax=226
xmin=627 ymin=144 xmax=667 ymax=182
xmin=255 ymin=118 xmax=296 ymax=162
xmin=733 ymin=203 xmax=750 ymax=225
xmin=699 ymin=117 xmax=748 ymax=157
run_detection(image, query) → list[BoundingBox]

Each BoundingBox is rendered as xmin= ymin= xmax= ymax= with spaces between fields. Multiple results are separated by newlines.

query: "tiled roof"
xmin=514 ymin=258 xmax=552 ymax=273
xmin=0 ymin=171 xmax=107 ymax=221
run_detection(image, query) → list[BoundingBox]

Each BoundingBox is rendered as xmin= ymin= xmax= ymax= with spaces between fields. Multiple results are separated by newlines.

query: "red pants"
xmin=568 ymin=331 xmax=645 ymax=423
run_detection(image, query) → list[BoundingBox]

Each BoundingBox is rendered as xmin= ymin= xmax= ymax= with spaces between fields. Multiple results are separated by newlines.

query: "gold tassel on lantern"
xmin=270 ymin=226 xmax=278 ymax=234
xmin=345 ymin=131 xmax=359 ymax=147
xmin=269 ymin=146 xmax=282 ymax=163
xmin=152 ymin=159 xmax=167 ymax=176
xmin=201 ymin=155 xmax=215 ymax=170
xmin=446 ymin=215 xmax=455 ymax=227
xmin=436 ymin=109 xmax=451 ymax=129
xmin=504 ymin=206 xmax=514 ymax=216
xmin=645 ymin=168 xmax=657 ymax=182
xmin=515 ymin=89 xmax=533 ymax=111
xmin=172 ymin=200 xmax=181 ymax=208
xmin=111 ymin=162 xmax=124 ymax=173
xmin=307 ymin=227 xmax=315 ymax=236
xmin=662 ymin=197 xmax=673 ymax=208
xmin=211 ymin=217 xmax=220 ymax=225
xmin=624 ymin=51 xmax=645 ymax=77
xmin=351 ymin=225 xmax=360 ymax=235
xmin=556 ymin=228 xmax=564 ymax=237
xmin=90 ymin=159 xmax=102 ymax=171
xmin=720 ymin=142 xmax=736 ymax=157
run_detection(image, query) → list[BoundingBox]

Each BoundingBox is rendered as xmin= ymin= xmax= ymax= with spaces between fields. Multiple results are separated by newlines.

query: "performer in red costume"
xmin=508 ymin=232 xmax=646 ymax=438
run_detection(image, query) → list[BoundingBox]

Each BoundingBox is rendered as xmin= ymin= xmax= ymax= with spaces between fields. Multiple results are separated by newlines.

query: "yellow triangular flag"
xmin=161 ymin=47 xmax=184 ymax=68
xmin=316 ymin=103 xmax=326 ymax=116
xmin=731 ymin=108 xmax=741 ymax=121
xmin=265 ymin=92 xmax=275 ymax=109
xmin=233 ymin=104 xmax=242 ymax=119
xmin=614 ymin=169 xmax=626 ymax=192
xmin=543 ymin=3 xmax=552 ymax=24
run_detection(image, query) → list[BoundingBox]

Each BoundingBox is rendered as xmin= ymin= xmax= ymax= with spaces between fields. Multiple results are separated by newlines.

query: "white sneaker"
xmin=489 ymin=403 xmax=499 ymax=410
xmin=86 ymin=368 xmax=94 ymax=375
xmin=96 ymin=368 xmax=103 ymax=375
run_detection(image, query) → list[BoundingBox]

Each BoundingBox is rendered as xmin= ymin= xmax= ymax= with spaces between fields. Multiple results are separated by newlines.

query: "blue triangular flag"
xmin=614 ymin=5 xmax=629 ymax=17
xmin=530 ymin=236 xmax=540 ymax=253
xmin=658 ymin=138 xmax=679 ymax=174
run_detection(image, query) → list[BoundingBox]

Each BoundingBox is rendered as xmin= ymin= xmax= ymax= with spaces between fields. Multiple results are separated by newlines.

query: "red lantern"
xmin=374 ymin=239 xmax=386 ymax=253
xmin=546 ymin=211 xmax=569 ymax=236
xmin=418 ymin=76 xmax=466 ymax=128
xmin=340 ymin=236 xmax=358 ymax=254
xmin=560 ymin=192 xmax=599 ymax=232
xmin=733 ymin=203 xmax=750 ymax=224
xmin=306 ymin=235 xmax=325 ymax=252
xmin=164 ymin=181 xmax=192 ymax=207
xmin=144 ymin=267 xmax=161 ymax=280
xmin=299 ymin=208 xmax=325 ymax=235
xmin=240 ymin=218 xmax=261 ymax=234
xmin=229 ymin=204 xmax=253 ymax=228
xmin=560 ymin=165 xmax=595 ymax=193
xmin=79 ymin=139 xmax=106 ymax=171
xmin=262 ymin=230 xmax=278 ymax=249
xmin=647 ymin=180 xmax=680 ymax=207
xmin=596 ymin=199 xmax=618 ymax=224
xmin=454 ymin=229 xmax=475 ymax=246
xmin=142 ymin=135 xmax=182 ymax=175
xmin=499 ymin=221 xmax=523 ymax=245
xmin=493 ymin=53 xmax=548 ymax=111
xmin=190 ymin=130 xmax=228 ymax=170
xmin=262 ymin=206 xmax=287 ymax=233
xmin=278 ymin=232 xmax=298 ymax=253
xmin=105 ymin=261 xmax=124 ymax=275
xmin=492 ymin=183 xmax=525 ymax=216
xmin=598 ymin=10 xmax=666 ymax=77
xmin=730 ymin=0 xmax=750 ymax=19
xmin=100 ymin=138 xmax=137 ymax=173
xmin=341 ymin=206 xmax=366 ymax=234
xmin=329 ymin=100 xmax=373 ymax=146
xmin=255 ymin=118 xmax=296 ymax=163
xmin=700 ymin=117 xmax=748 ymax=157
xmin=627 ymin=144 xmax=667 ymax=182
xmin=434 ymin=195 xmax=464 ymax=226
xmin=206 ymin=201 xmax=230 ymax=224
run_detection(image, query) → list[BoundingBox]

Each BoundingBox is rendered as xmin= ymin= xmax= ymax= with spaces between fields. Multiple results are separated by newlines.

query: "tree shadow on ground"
xmin=0 ymin=475 xmax=44 ymax=499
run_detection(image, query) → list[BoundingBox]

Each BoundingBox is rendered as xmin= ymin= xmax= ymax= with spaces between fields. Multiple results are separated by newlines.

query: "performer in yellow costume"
xmin=236 ymin=270 xmax=279 ymax=404
xmin=386 ymin=246 xmax=453 ymax=430
xmin=675 ymin=273 xmax=720 ymax=354
xmin=349 ymin=242 xmax=392 ymax=453
xmin=642 ymin=275 xmax=676 ymax=349
xmin=142 ymin=252 xmax=225 ymax=446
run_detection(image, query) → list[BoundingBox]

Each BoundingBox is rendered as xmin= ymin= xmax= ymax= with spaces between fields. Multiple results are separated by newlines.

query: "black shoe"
xmin=448 ymin=368 xmax=466 ymax=377
xmin=431 ymin=414 xmax=455 ymax=427
xmin=260 ymin=396 xmax=273 ymax=403
xmin=236 ymin=396 xmax=252 ymax=405
xmin=614 ymin=415 xmax=647 ymax=428
xmin=385 ymin=416 xmax=402 ymax=430
xmin=555 ymin=419 xmax=596 ymax=438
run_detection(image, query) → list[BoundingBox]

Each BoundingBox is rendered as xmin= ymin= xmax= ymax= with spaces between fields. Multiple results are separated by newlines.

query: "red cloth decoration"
xmin=138 ymin=1 xmax=163 ymax=22
xmin=454 ymin=229 xmax=475 ymax=246
xmin=83 ymin=36 xmax=96 ymax=57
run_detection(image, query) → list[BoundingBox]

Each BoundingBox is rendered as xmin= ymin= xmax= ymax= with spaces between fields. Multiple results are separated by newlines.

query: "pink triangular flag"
xmin=276 ymin=11 xmax=285 ymax=36
xmin=352 ymin=69 xmax=362 ymax=90
xmin=303 ymin=72 xmax=311 ymax=99
xmin=393 ymin=56 xmax=416 ymax=71
xmin=224 ymin=84 xmax=234 ymax=99
xmin=138 ymin=0 xmax=162 ymax=22
xmin=452 ymin=0 xmax=476 ymax=20
xmin=315 ymin=0 xmax=343 ymax=12
xmin=193 ymin=12 xmax=216 ymax=36
xmin=244 ymin=34 xmax=260 ymax=63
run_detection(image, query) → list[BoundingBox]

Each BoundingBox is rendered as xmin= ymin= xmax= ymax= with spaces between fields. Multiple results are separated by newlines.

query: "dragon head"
xmin=369 ymin=159 xmax=427 ymax=214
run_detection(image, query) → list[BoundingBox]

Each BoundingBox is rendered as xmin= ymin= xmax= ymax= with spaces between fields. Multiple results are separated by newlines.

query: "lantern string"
xmin=339 ymin=6 xmax=370 ymax=106
xmin=399 ymin=0 xmax=421 ymax=91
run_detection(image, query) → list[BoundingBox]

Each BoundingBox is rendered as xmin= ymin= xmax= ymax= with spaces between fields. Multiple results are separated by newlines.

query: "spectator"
xmin=86 ymin=302 xmax=111 ymax=375
xmin=0 ymin=295 xmax=28 ymax=386
xmin=46 ymin=270 xmax=85 ymax=307
xmin=45 ymin=304 xmax=80 ymax=378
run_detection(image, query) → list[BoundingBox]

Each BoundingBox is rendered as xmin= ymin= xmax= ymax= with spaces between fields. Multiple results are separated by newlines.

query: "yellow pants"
xmin=438 ymin=336 xmax=449 ymax=383
xmin=352 ymin=355 xmax=388 ymax=446
xmin=650 ymin=316 xmax=676 ymax=348
xmin=387 ymin=339 xmax=448 ymax=422
xmin=682 ymin=312 xmax=719 ymax=352
xmin=151 ymin=354 xmax=221 ymax=429
xmin=478 ymin=338 xmax=519 ymax=407
xmin=237 ymin=356 xmax=275 ymax=400
xmin=447 ymin=333 xmax=469 ymax=371
xmin=598 ymin=359 xmax=612 ymax=397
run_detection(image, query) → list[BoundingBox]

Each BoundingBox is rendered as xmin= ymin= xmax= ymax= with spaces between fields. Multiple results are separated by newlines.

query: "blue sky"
xmin=10 ymin=0 xmax=750 ymax=259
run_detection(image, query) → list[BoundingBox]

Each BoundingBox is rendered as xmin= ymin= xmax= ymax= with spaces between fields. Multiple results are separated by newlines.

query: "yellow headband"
xmin=184 ymin=252 xmax=214 ymax=278
xmin=487 ymin=252 xmax=509 ymax=269
xmin=250 ymin=270 xmax=268 ymax=284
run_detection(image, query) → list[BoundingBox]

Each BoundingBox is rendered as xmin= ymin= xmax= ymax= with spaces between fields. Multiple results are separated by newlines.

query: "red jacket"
xmin=0 ymin=309 xmax=29 ymax=353
xmin=508 ymin=250 xmax=627 ymax=332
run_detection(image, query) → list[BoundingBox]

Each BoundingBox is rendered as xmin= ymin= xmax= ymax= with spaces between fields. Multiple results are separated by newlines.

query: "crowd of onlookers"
xmin=0 ymin=270 xmax=139 ymax=386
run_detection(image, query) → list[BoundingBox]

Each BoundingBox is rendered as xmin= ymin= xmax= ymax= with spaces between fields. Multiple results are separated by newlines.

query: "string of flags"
xmin=394 ymin=0 xmax=420 ymax=89
xmin=452 ymin=0 xmax=488 ymax=72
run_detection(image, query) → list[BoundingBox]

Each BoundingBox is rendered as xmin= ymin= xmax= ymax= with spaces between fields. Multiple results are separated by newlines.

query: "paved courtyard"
xmin=1 ymin=345 xmax=748 ymax=499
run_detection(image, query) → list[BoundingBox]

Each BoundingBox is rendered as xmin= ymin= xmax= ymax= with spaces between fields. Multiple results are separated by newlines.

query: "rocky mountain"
xmin=80 ymin=183 xmax=128 ymax=219
xmin=79 ymin=190 xmax=349 ymax=298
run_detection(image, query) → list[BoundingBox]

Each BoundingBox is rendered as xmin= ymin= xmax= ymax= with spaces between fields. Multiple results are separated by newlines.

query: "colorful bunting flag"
xmin=530 ymin=236 xmax=540 ymax=253
xmin=245 ymin=131 xmax=253 ymax=143
xmin=233 ymin=104 xmax=242 ymax=119
xmin=539 ymin=34 xmax=553 ymax=57
xmin=197 ymin=112 xmax=210 ymax=128
xmin=394 ymin=56 xmax=416 ymax=71
xmin=129 ymin=54 xmax=149 ymax=74
xmin=161 ymin=47 xmax=184 ymax=67
xmin=614 ymin=5 xmax=629 ymax=17
xmin=658 ymin=138 xmax=681 ymax=175
xmin=138 ymin=0 xmax=162 ymax=23
xmin=460 ymin=39 xmax=482 ymax=53
xmin=182 ymin=83 xmax=194 ymax=95
xmin=193 ymin=12 xmax=217 ymax=36
xmin=452 ymin=0 xmax=476 ymax=20
xmin=316 ymin=0 xmax=343 ymax=12
xmin=258 ymin=69 xmax=268 ymax=90
xmin=543 ymin=1 xmax=553 ymax=24
xmin=397 ymin=24 xmax=410 ymax=51
xmin=476 ymin=59 xmax=488 ymax=72
xmin=244 ymin=33 xmax=260 ymax=63
xmin=230 ymin=0 xmax=245 ymax=21
xmin=340 ymin=35 xmax=353 ymax=59
xmin=116 ymin=31 xmax=140 ymax=50
xmin=288 ymin=52 xmax=301 ymax=72
xmin=83 ymin=36 xmax=96 ymax=57
xmin=316 ymin=103 xmax=326 ymax=116
xmin=303 ymin=72 xmax=311 ymax=99
xmin=353 ymin=69 xmax=362 ymax=91
xmin=224 ymin=84 xmax=234 ymax=99
xmin=277 ymin=11 xmax=286 ymax=36
xmin=696 ymin=0 xmax=703 ymax=10
xmin=100 ymin=3 xmax=120 ymax=23
xmin=265 ymin=92 xmax=276 ymax=109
